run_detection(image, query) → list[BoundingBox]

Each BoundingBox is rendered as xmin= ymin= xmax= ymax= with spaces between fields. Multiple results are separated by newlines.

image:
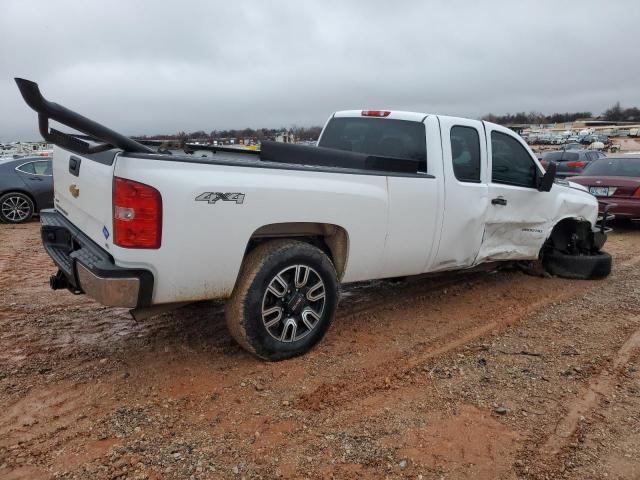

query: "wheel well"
xmin=246 ymin=223 xmax=349 ymax=279
xmin=0 ymin=190 xmax=37 ymax=211
xmin=545 ymin=218 xmax=597 ymax=255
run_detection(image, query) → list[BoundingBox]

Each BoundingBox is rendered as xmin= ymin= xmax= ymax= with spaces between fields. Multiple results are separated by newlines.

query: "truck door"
xmin=429 ymin=117 xmax=489 ymax=271
xmin=477 ymin=123 xmax=555 ymax=261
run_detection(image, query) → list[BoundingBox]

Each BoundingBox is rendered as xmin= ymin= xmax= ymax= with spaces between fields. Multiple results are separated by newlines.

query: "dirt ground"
xmin=1 ymin=221 xmax=640 ymax=480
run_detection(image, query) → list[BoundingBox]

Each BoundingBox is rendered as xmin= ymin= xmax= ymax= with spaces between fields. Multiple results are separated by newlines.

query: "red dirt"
xmin=1 ymin=221 xmax=640 ymax=479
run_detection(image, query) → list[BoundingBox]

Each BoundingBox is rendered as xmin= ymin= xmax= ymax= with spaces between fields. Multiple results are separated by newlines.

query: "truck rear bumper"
xmin=40 ymin=209 xmax=153 ymax=308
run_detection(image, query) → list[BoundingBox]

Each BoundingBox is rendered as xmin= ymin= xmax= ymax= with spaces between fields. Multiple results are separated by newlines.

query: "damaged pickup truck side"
xmin=16 ymin=78 xmax=611 ymax=360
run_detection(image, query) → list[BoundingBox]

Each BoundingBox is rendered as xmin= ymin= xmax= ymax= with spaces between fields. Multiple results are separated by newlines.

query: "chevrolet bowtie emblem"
xmin=69 ymin=184 xmax=80 ymax=198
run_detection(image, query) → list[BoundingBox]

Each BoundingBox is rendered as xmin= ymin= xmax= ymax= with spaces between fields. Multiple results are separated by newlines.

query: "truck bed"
xmin=132 ymin=140 xmax=427 ymax=178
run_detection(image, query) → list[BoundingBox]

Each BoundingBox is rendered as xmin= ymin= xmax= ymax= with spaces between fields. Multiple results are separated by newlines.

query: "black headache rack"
xmin=15 ymin=78 xmax=153 ymax=155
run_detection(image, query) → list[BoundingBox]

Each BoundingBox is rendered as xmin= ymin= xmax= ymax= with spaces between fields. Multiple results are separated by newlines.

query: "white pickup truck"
xmin=16 ymin=78 xmax=611 ymax=360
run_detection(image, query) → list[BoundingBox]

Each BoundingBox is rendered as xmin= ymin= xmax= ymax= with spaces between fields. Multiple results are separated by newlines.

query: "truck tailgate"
xmin=52 ymin=146 xmax=117 ymax=248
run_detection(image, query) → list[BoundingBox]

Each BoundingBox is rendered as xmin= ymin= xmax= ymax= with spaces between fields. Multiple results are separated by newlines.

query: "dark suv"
xmin=540 ymin=150 xmax=606 ymax=178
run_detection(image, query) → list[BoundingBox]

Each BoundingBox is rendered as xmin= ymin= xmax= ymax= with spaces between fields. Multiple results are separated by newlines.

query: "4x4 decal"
xmin=195 ymin=192 xmax=245 ymax=204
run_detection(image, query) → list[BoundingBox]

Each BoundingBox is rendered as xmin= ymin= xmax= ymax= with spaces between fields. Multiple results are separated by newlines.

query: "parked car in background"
xmin=562 ymin=142 xmax=583 ymax=151
xmin=582 ymin=134 xmax=609 ymax=145
xmin=571 ymin=156 xmax=640 ymax=220
xmin=0 ymin=156 xmax=53 ymax=223
xmin=540 ymin=150 xmax=605 ymax=178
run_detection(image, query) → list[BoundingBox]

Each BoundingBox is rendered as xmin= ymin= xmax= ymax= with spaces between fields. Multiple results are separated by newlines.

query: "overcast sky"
xmin=2 ymin=0 xmax=640 ymax=141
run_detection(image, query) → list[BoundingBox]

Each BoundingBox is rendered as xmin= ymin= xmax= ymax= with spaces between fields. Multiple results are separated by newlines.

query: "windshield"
xmin=581 ymin=158 xmax=640 ymax=177
xmin=319 ymin=117 xmax=427 ymax=169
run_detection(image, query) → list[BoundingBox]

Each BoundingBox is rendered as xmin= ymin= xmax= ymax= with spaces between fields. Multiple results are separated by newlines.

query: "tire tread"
xmin=226 ymin=240 xmax=337 ymax=360
xmin=543 ymin=250 xmax=612 ymax=280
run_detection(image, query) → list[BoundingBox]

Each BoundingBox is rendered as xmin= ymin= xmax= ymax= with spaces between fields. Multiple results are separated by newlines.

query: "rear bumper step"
xmin=40 ymin=209 xmax=153 ymax=308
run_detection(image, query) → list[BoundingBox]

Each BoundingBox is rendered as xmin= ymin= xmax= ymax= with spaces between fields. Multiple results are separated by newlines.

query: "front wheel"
xmin=0 ymin=192 xmax=34 ymax=224
xmin=226 ymin=240 xmax=339 ymax=360
xmin=543 ymin=250 xmax=612 ymax=280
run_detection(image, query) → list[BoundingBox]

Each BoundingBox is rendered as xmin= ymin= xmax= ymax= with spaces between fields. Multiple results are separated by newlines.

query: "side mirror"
xmin=538 ymin=161 xmax=556 ymax=192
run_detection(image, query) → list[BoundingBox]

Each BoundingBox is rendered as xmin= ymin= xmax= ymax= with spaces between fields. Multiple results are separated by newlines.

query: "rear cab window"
xmin=319 ymin=117 xmax=427 ymax=171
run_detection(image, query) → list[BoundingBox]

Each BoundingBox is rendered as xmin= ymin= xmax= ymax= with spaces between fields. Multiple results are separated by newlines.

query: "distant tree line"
xmin=134 ymin=102 xmax=640 ymax=141
xmin=135 ymin=126 xmax=324 ymax=143
xmin=482 ymin=111 xmax=593 ymax=125
xmin=483 ymin=102 xmax=640 ymax=126
xmin=602 ymin=102 xmax=640 ymax=122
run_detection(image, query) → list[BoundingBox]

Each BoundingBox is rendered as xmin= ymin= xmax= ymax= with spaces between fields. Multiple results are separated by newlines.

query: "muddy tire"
xmin=543 ymin=250 xmax=612 ymax=280
xmin=226 ymin=240 xmax=339 ymax=360
xmin=0 ymin=192 xmax=34 ymax=224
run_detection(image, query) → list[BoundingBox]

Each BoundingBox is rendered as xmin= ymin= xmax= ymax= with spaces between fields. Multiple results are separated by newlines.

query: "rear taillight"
xmin=361 ymin=110 xmax=390 ymax=117
xmin=566 ymin=161 xmax=586 ymax=168
xmin=113 ymin=177 xmax=162 ymax=249
xmin=633 ymin=187 xmax=640 ymax=198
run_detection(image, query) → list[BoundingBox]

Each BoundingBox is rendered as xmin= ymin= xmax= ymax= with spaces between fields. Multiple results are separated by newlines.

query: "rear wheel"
xmin=543 ymin=250 xmax=611 ymax=280
xmin=0 ymin=192 xmax=34 ymax=224
xmin=226 ymin=240 xmax=339 ymax=360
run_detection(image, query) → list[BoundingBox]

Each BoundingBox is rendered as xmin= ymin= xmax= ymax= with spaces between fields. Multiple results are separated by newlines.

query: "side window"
xmin=33 ymin=161 xmax=52 ymax=175
xmin=450 ymin=126 xmax=481 ymax=182
xmin=16 ymin=162 xmax=36 ymax=174
xmin=491 ymin=131 xmax=538 ymax=188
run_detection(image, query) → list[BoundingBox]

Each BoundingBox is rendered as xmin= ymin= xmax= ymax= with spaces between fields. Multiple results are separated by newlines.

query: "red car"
xmin=571 ymin=156 xmax=640 ymax=220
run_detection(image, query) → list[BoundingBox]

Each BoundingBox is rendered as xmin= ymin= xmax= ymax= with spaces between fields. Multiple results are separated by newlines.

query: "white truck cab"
xmin=16 ymin=79 xmax=610 ymax=360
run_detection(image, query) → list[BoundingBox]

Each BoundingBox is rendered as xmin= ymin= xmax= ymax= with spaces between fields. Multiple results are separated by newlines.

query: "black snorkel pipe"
xmin=15 ymin=78 xmax=153 ymax=155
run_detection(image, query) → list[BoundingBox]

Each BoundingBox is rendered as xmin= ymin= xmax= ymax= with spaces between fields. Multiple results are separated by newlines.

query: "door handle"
xmin=491 ymin=197 xmax=507 ymax=206
xmin=29 ymin=177 xmax=43 ymax=181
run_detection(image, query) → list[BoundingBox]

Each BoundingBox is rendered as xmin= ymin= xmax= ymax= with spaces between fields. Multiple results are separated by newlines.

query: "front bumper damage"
xmin=593 ymin=202 xmax=616 ymax=251
xmin=40 ymin=210 xmax=153 ymax=308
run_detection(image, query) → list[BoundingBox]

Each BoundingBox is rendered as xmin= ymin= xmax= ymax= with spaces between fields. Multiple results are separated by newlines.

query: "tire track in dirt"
xmin=0 ymin=376 xmax=122 ymax=450
xmin=2 ymin=253 xmax=628 ymax=454
xmin=0 ymin=268 xmax=543 ymax=458
xmin=540 ymin=320 xmax=640 ymax=457
xmin=297 ymin=253 xmax=640 ymax=413
xmin=298 ymin=290 xmax=575 ymax=412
